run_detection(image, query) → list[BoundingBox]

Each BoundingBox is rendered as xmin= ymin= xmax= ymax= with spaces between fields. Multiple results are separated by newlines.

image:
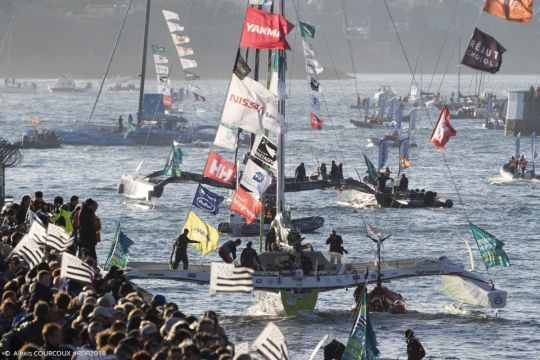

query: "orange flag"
xmin=29 ymin=116 xmax=41 ymax=126
xmin=483 ymin=0 xmax=534 ymax=23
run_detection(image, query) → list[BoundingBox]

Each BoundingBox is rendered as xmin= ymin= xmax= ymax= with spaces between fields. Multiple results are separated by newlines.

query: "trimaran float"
xmin=118 ymin=0 xmax=507 ymax=316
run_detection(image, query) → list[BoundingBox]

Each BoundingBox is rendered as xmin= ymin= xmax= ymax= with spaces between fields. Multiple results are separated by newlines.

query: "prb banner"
xmin=461 ymin=28 xmax=506 ymax=74
xmin=240 ymin=8 xmax=294 ymax=50
xmin=203 ymin=150 xmax=236 ymax=185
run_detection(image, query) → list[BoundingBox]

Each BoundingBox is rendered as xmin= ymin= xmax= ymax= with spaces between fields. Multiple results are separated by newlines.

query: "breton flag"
xmin=430 ymin=105 xmax=456 ymax=150
xmin=483 ymin=0 xmax=533 ymax=23
xmin=240 ymin=8 xmax=294 ymax=50
xmin=180 ymin=58 xmax=198 ymax=70
xmin=26 ymin=221 xmax=48 ymax=245
xmin=12 ymin=235 xmax=45 ymax=269
xmin=210 ymin=262 xmax=254 ymax=293
xmin=310 ymin=112 xmax=324 ymax=130
xmin=461 ymin=28 xmax=506 ymax=74
xmin=162 ymin=9 xmax=180 ymax=21
xmin=166 ymin=21 xmax=184 ymax=33
xmin=46 ymin=224 xmax=74 ymax=252
xmin=60 ymin=253 xmax=96 ymax=284
xmin=469 ymin=222 xmax=510 ymax=269
xmin=252 ymin=322 xmax=291 ymax=360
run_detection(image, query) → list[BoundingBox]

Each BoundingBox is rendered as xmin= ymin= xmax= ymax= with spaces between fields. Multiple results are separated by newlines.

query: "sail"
xmin=441 ymin=275 xmax=507 ymax=308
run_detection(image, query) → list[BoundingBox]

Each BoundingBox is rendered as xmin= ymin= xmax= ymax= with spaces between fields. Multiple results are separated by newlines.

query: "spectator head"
xmin=37 ymin=270 xmax=51 ymax=286
xmin=133 ymin=351 xmax=152 ymax=360
xmin=34 ymin=191 xmax=43 ymax=200
xmin=54 ymin=292 xmax=71 ymax=311
xmin=42 ymin=323 xmax=62 ymax=347
xmin=108 ymin=331 xmax=126 ymax=347
xmin=33 ymin=301 xmax=49 ymax=321
xmin=69 ymin=195 xmax=79 ymax=207
xmin=20 ymin=194 xmax=31 ymax=207
xmin=17 ymin=344 xmax=41 ymax=360
xmin=88 ymin=321 xmax=104 ymax=344
xmin=111 ymin=320 xmax=127 ymax=333
xmin=234 ymin=239 xmax=241 ymax=246
xmin=114 ymin=344 xmax=133 ymax=360
xmin=151 ymin=294 xmax=166 ymax=307
xmin=53 ymin=196 xmax=63 ymax=206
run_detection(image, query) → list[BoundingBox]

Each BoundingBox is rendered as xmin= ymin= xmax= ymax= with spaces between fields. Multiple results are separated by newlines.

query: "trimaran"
xmin=120 ymin=0 xmax=507 ymax=316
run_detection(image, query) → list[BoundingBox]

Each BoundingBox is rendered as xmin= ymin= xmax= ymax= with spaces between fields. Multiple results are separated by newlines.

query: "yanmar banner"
xmin=240 ymin=8 xmax=294 ymax=50
xmin=461 ymin=28 xmax=506 ymax=74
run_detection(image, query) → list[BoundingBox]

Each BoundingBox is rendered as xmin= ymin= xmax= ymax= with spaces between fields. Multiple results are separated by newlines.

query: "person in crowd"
xmin=324 ymin=339 xmax=346 ymax=360
xmin=76 ymin=198 xmax=100 ymax=261
xmin=519 ymin=155 xmax=528 ymax=177
xmin=42 ymin=322 xmax=72 ymax=359
xmin=265 ymin=228 xmax=276 ymax=252
xmin=30 ymin=191 xmax=49 ymax=213
xmin=17 ymin=194 xmax=31 ymax=225
xmin=171 ymin=229 xmax=200 ymax=270
xmin=240 ymin=241 xmax=262 ymax=270
xmin=68 ymin=195 xmax=79 ymax=212
xmin=509 ymin=156 xmax=517 ymax=174
xmin=295 ymin=163 xmax=307 ymax=182
xmin=218 ymin=239 xmax=241 ymax=263
xmin=329 ymin=161 xmax=338 ymax=180
xmin=326 ymin=229 xmax=347 ymax=265
xmin=398 ymin=173 xmax=409 ymax=192
xmin=405 ymin=329 xmax=426 ymax=360
xmin=50 ymin=196 xmax=73 ymax=233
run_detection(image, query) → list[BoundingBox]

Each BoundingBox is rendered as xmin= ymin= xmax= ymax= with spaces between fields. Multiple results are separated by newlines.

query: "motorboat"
xmin=48 ymin=75 xmax=92 ymax=93
xmin=20 ymin=130 xmax=62 ymax=149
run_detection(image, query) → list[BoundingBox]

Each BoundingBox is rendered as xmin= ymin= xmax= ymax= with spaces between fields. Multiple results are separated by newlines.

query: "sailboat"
xmin=122 ymin=1 xmax=506 ymax=316
xmin=500 ymin=132 xmax=539 ymax=180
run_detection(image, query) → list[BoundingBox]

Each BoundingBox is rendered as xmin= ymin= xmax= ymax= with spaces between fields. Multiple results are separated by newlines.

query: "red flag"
xmin=483 ymin=0 xmax=533 ymax=23
xmin=310 ymin=112 xmax=324 ymax=130
xmin=162 ymin=95 xmax=172 ymax=107
xmin=429 ymin=106 xmax=456 ymax=150
xmin=203 ymin=150 xmax=236 ymax=185
xmin=240 ymin=8 xmax=294 ymax=50
xmin=230 ymin=187 xmax=262 ymax=224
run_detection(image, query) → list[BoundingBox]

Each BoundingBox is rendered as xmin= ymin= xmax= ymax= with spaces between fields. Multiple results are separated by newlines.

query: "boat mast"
xmin=276 ymin=0 xmax=286 ymax=214
xmin=457 ymin=34 xmax=461 ymax=104
xmin=137 ymin=0 xmax=152 ymax=127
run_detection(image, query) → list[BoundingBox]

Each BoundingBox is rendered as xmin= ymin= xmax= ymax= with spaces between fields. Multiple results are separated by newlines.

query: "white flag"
xmin=262 ymin=101 xmax=286 ymax=134
xmin=166 ymin=20 xmax=184 ymax=33
xmin=269 ymin=71 xmax=287 ymax=100
xmin=306 ymin=57 xmax=323 ymax=75
xmin=12 ymin=235 xmax=45 ymax=269
xmin=153 ymin=54 xmax=168 ymax=64
xmin=210 ymin=262 xmax=254 ymax=293
xmin=302 ymin=39 xmax=316 ymax=58
xmin=26 ymin=221 xmax=48 ymax=245
xmin=240 ymin=159 xmax=272 ymax=196
xmin=188 ymin=83 xmax=200 ymax=92
xmin=46 ymin=223 xmax=74 ymax=252
xmin=249 ymin=0 xmax=273 ymax=4
xmin=252 ymin=322 xmax=291 ymax=360
xmin=251 ymin=133 xmax=277 ymax=169
xmin=173 ymin=34 xmax=190 ymax=45
xmin=180 ymin=58 xmax=198 ymax=70
xmin=214 ymin=125 xmax=238 ymax=150
xmin=309 ymin=94 xmax=320 ymax=111
xmin=155 ymin=64 xmax=169 ymax=75
xmin=162 ymin=9 xmax=180 ymax=21
xmin=221 ymin=74 xmax=277 ymax=134
xmin=176 ymin=46 xmax=194 ymax=58
xmin=61 ymin=253 xmax=96 ymax=284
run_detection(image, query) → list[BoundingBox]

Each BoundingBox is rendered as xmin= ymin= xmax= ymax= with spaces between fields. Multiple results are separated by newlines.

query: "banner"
xmin=163 ymin=141 xmax=183 ymax=176
xmin=364 ymin=154 xmax=377 ymax=186
xmin=221 ymin=74 xmax=277 ymax=134
xmin=155 ymin=65 xmax=168 ymax=75
xmin=152 ymin=44 xmax=166 ymax=54
xmin=167 ymin=21 xmax=184 ymax=33
xmin=302 ymin=40 xmax=316 ymax=58
xmin=180 ymin=58 xmax=198 ymax=70
xmin=461 ymin=28 xmax=506 ymax=74
xmin=483 ymin=0 xmax=533 ymax=23
xmin=174 ymin=34 xmax=190 ymax=45
xmin=251 ymin=133 xmax=278 ymax=168
xmin=162 ymin=9 xmax=180 ymax=21
xmin=240 ymin=159 xmax=272 ymax=196
xmin=262 ymin=102 xmax=286 ymax=133
xmin=230 ymin=187 xmax=263 ymax=224
xmin=309 ymin=94 xmax=321 ymax=111
xmin=203 ymin=150 xmax=236 ymax=185
xmin=214 ymin=125 xmax=238 ymax=150
xmin=153 ymin=54 xmax=168 ymax=64
xmin=185 ymin=71 xmax=200 ymax=81
xmin=176 ymin=46 xmax=193 ymax=57
xmin=409 ymin=109 xmax=417 ymax=132
xmin=104 ymin=230 xmax=135 ymax=271
xmin=240 ymin=8 xmax=294 ymax=50
xmin=182 ymin=211 xmax=220 ymax=256
xmin=299 ymin=21 xmax=315 ymax=38
xmin=269 ymin=71 xmax=287 ymax=100
xmin=192 ymin=185 xmax=225 ymax=215
xmin=430 ymin=105 xmax=456 ymax=150
xmin=309 ymin=77 xmax=320 ymax=92
xmin=305 ymin=57 xmax=323 ymax=74
xmin=249 ymin=0 xmax=273 ymax=5
xmin=233 ymin=51 xmax=252 ymax=80
xmin=515 ymin=132 xmax=521 ymax=159
xmin=193 ymin=93 xmax=206 ymax=101
xmin=469 ymin=222 xmax=510 ymax=269
xmin=310 ymin=112 xmax=324 ymax=130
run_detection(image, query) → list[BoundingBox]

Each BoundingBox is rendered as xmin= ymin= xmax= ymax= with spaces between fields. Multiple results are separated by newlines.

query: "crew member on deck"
xmin=240 ymin=241 xmax=262 ymax=270
xmin=326 ymin=229 xmax=347 ymax=265
xmin=398 ymin=173 xmax=409 ymax=192
xmin=118 ymin=115 xmax=124 ymax=133
xmin=265 ymin=228 xmax=276 ymax=252
xmin=218 ymin=239 xmax=241 ymax=263
xmin=405 ymin=329 xmax=426 ymax=360
xmin=329 ymin=161 xmax=338 ymax=180
xmin=509 ymin=156 xmax=517 ymax=174
xmin=519 ymin=155 xmax=528 ymax=177
xmin=295 ymin=163 xmax=307 ymax=182
xmin=172 ymin=229 xmax=200 ymax=270
xmin=319 ymin=163 xmax=327 ymax=180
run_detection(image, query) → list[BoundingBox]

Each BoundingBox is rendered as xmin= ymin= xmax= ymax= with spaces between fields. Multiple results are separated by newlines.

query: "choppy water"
xmin=1 ymin=75 xmax=539 ymax=359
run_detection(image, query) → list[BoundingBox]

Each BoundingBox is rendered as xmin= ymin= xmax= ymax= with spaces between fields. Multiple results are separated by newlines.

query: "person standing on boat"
xmin=118 ymin=115 xmax=124 ymax=133
xmin=319 ymin=163 xmax=328 ymax=180
xmin=295 ymin=163 xmax=307 ymax=182
xmin=171 ymin=229 xmax=200 ymax=270
xmin=240 ymin=241 xmax=262 ymax=270
xmin=398 ymin=174 xmax=409 ymax=192
xmin=329 ymin=161 xmax=338 ymax=180
xmin=265 ymin=228 xmax=276 ymax=252
xmin=519 ymin=155 xmax=528 ymax=177
xmin=405 ymin=329 xmax=426 ymax=360
xmin=509 ymin=156 xmax=517 ymax=174
xmin=326 ymin=230 xmax=347 ymax=265
xmin=218 ymin=239 xmax=241 ymax=263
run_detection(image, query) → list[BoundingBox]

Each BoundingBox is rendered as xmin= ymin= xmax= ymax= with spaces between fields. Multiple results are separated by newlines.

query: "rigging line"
xmin=85 ymin=0 xmax=133 ymax=126
xmin=437 ymin=37 xmax=460 ymax=94
xmin=426 ymin=0 xmax=459 ymax=94
xmin=382 ymin=0 xmax=495 ymax=284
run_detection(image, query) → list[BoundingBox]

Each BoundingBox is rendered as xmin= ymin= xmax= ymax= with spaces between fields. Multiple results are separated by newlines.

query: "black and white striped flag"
xmin=26 ymin=221 xmax=48 ymax=245
xmin=252 ymin=322 xmax=291 ymax=360
xmin=12 ymin=236 xmax=45 ymax=269
xmin=210 ymin=262 xmax=254 ymax=293
xmin=60 ymin=253 xmax=96 ymax=284
xmin=46 ymin=224 xmax=74 ymax=252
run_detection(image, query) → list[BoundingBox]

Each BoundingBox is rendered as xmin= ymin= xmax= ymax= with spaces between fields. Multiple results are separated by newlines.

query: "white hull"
xmin=118 ymin=175 xmax=158 ymax=201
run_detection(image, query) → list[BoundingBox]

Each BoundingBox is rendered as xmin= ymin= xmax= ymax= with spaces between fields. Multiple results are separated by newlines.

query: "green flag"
xmin=299 ymin=21 xmax=315 ymax=38
xmin=343 ymin=289 xmax=380 ymax=360
xmin=163 ymin=141 xmax=183 ymax=176
xmin=104 ymin=230 xmax=135 ymax=270
xmin=152 ymin=44 xmax=166 ymax=54
xmin=469 ymin=222 xmax=510 ymax=269
xmin=364 ymin=154 xmax=377 ymax=186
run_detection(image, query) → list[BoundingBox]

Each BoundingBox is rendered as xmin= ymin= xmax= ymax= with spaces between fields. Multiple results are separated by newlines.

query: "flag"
xmin=309 ymin=94 xmax=321 ymax=111
xmin=166 ymin=21 xmax=184 ymax=33
xmin=305 ymin=57 xmax=323 ymax=74
xmin=192 ymin=185 xmax=225 ymax=215
xmin=180 ymin=58 xmax=197 ymax=70
xmin=12 ymin=236 xmax=45 ymax=269
xmin=210 ymin=262 xmax=254 ymax=293
xmin=251 ymin=133 xmax=277 ymax=169
xmin=182 ymin=211 xmax=220 ymax=256
xmin=221 ymin=74 xmax=277 ymax=134
xmin=193 ymin=93 xmax=206 ymax=102
xmin=60 ymin=253 xmax=96 ymax=284
xmin=46 ymin=224 xmax=74 ymax=252
xmin=153 ymin=54 xmax=168 ymax=64
xmin=483 ymin=0 xmax=533 ymax=23
xmin=176 ymin=46 xmax=193 ymax=57
xmin=430 ymin=105 xmax=456 ymax=150
xmin=163 ymin=141 xmax=183 ymax=176
xmin=162 ymin=9 xmax=180 ymax=21
xmin=155 ymin=64 xmax=168 ymax=75
xmin=378 ymin=139 xmax=389 ymax=170
xmin=299 ymin=21 xmax=315 ymax=38
xmin=269 ymin=70 xmax=287 ymax=100
xmin=185 ymin=71 xmax=200 ymax=81
xmin=174 ymin=35 xmax=190 ymax=45
xmin=309 ymin=77 xmax=320 ymax=92
xmin=26 ymin=221 xmax=48 ymax=245
xmin=152 ymin=44 xmax=166 ymax=54
xmin=252 ymin=322 xmax=291 ymax=360
xmin=214 ymin=125 xmax=238 ymax=150
xmin=342 ymin=289 xmax=380 ymax=360
xmin=409 ymin=109 xmax=417 ymax=132
xmin=29 ymin=116 xmax=41 ymax=126
xmin=461 ymin=28 xmax=506 ymax=74
xmin=233 ymin=51 xmax=252 ymax=80
xmin=302 ymin=40 xmax=316 ymax=58
xmin=364 ymin=154 xmax=377 ymax=186
xmin=310 ymin=112 xmax=324 ymax=130
xmin=104 ymin=229 xmax=135 ymax=270
xmin=469 ymin=222 xmax=510 ymax=269
xmin=188 ymin=83 xmax=200 ymax=92
xmin=230 ymin=187 xmax=263 ymax=224
xmin=399 ymin=138 xmax=412 ymax=170
xmin=203 ymin=150 xmax=236 ymax=185
xmin=162 ymin=95 xmax=172 ymax=107
xmin=240 ymin=7 xmax=294 ymax=50
xmin=262 ymin=101 xmax=286 ymax=134
xmin=240 ymin=159 xmax=272 ymax=196
xmin=249 ymin=0 xmax=273 ymax=5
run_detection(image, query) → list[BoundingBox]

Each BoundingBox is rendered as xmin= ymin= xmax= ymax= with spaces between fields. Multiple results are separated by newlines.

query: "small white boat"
xmin=48 ymin=75 xmax=92 ymax=93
